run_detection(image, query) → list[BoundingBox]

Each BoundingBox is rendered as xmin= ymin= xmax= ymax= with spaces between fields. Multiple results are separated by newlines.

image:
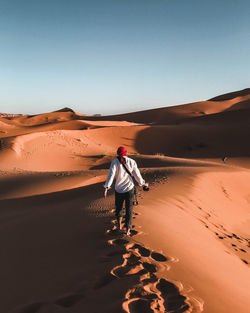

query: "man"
xmin=104 ymin=146 xmax=148 ymax=236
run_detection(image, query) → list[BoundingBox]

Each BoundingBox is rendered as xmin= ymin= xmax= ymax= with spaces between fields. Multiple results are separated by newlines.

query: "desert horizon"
xmin=0 ymin=87 xmax=250 ymax=313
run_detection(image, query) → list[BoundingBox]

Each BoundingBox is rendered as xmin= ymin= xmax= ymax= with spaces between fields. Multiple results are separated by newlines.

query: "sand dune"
xmin=82 ymin=88 xmax=250 ymax=125
xmin=209 ymin=88 xmax=250 ymax=101
xmin=0 ymin=88 xmax=250 ymax=313
xmin=132 ymin=166 xmax=250 ymax=313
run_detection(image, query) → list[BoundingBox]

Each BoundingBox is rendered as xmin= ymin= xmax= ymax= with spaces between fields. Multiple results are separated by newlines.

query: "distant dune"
xmin=0 ymin=112 xmax=22 ymax=118
xmin=82 ymin=88 xmax=250 ymax=125
xmin=0 ymin=88 xmax=250 ymax=313
xmin=209 ymin=87 xmax=250 ymax=101
xmin=53 ymin=107 xmax=76 ymax=113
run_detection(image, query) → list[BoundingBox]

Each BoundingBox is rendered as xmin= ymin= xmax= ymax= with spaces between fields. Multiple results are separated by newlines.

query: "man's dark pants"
xmin=115 ymin=188 xmax=134 ymax=230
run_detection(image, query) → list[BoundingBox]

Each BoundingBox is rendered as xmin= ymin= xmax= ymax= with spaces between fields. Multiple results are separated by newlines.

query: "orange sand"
xmin=0 ymin=88 xmax=249 ymax=313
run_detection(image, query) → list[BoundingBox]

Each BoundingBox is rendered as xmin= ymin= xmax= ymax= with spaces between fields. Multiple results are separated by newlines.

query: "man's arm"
xmin=104 ymin=160 xmax=116 ymax=197
xmin=132 ymin=162 xmax=146 ymax=186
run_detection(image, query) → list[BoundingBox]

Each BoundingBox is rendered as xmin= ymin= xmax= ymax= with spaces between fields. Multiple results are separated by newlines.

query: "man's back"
xmin=105 ymin=156 xmax=145 ymax=193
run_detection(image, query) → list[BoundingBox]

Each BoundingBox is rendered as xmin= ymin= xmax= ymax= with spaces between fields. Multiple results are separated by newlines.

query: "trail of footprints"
xmin=108 ymin=238 xmax=189 ymax=313
xmin=10 ymin=214 xmax=203 ymax=313
xmin=198 ymin=207 xmax=250 ymax=265
xmin=104 ymin=217 xmax=203 ymax=313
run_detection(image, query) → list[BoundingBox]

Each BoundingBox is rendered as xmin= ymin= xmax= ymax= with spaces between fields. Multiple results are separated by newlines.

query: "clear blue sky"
xmin=0 ymin=0 xmax=250 ymax=115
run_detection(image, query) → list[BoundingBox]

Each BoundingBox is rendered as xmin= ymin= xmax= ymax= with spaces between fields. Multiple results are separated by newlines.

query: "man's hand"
xmin=143 ymin=182 xmax=149 ymax=191
xmin=104 ymin=188 xmax=108 ymax=198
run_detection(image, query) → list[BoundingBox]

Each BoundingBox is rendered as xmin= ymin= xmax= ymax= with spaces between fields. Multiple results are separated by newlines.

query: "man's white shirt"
xmin=104 ymin=156 xmax=145 ymax=193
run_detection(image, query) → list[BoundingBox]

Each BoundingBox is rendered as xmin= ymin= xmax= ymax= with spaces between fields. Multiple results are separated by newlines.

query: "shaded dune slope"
xmin=209 ymin=88 xmax=250 ymax=101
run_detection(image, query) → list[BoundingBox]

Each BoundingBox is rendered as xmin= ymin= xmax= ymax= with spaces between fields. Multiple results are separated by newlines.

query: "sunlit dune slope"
xmin=135 ymin=166 xmax=250 ymax=313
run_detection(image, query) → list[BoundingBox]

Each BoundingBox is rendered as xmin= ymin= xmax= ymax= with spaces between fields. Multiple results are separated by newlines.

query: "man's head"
xmin=117 ymin=146 xmax=127 ymax=157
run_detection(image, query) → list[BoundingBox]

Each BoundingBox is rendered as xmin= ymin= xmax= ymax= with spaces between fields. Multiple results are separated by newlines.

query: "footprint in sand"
xmin=130 ymin=229 xmax=138 ymax=236
xmin=125 ymin=298 xmax=155 ymax=313
xmin=151 ymin=251 xmax=168 ymax=262
xmin=240 ymin=248 xmax=247 ymax=253
xmin=111 ymin=252 xmax=145 ymax=278
xmin=156 ymin=278 xmax=189 ymax=312
xmin=128 ymin=243 xmax=151 ymax=257
xmin=134 ymin=212 xmax=141 ymax=216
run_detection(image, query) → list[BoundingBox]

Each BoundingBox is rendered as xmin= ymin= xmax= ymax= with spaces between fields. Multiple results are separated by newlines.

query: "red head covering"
xmin=117 ymin=146 xmax=127 ymax=157
xmin=117 ymin=146 xmax=127 ymax=164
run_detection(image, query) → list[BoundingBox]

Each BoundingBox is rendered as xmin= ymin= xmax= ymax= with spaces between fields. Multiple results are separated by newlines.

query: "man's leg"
xmin=125 ymin=188 xmax=134 ymax=235
xmin=115 ymin=191 xmax=124 ymax=230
